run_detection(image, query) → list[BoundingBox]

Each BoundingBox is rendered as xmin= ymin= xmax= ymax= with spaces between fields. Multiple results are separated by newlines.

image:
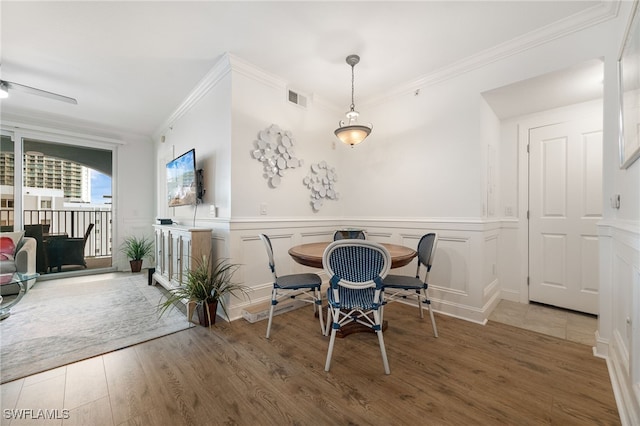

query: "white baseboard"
xmin=241 ymin=299 xmax=307 ymax=323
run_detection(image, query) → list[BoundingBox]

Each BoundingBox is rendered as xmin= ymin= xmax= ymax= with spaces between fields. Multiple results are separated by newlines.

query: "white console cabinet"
xmin=152 ymin=225 xmax=212 ymax=291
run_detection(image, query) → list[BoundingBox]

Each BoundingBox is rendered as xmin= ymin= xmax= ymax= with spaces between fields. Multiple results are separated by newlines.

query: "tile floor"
xmin=489 ymin=299 xmax=598 ymax=346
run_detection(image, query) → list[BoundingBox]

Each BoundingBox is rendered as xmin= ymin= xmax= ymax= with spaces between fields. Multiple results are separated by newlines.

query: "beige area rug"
xmin=0 ymin=272 xmax=193 ymax=384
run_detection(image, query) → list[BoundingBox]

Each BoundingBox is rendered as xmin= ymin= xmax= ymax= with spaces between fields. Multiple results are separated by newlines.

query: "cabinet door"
xmin=155 ymin=228 xmax=169 ymax=277
xmin=154 ymin=228 xmax=162 ymax=275
xmin=152 ymin=226 xmax=211 ymax=289
xmin=182 ymin=234 xmax=195 ymax=275
xmin=175 ymin=233 xmax=187 ymax=285
xmin=169 ymin=232 xmax=182 ymax=285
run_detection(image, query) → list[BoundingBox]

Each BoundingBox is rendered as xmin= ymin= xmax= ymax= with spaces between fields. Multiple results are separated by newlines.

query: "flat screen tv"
xmin=167 ymin=149 xmax=197 ymax=207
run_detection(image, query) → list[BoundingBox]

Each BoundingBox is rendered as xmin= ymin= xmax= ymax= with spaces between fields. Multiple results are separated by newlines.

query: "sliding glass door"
xmin=1 ymin=130 xmax=116 ymax=276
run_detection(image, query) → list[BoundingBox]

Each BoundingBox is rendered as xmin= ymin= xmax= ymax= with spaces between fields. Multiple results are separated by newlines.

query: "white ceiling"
xmin=0 ymin=1 xmax=608 ymax=137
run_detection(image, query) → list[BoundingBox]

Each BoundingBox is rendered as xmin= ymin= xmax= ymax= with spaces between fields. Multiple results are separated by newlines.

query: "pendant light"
xmin=334 ymin=54 xmax=372 ymax=147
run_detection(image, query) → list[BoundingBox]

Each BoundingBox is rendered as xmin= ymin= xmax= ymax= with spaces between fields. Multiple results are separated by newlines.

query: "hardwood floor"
xmin=1 ymin=303 xmax=619 ymax=425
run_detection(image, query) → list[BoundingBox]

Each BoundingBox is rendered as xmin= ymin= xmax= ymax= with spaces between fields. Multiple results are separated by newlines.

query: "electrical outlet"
xmin=209 ymin=205 xmax=217 ymax=217
xmin=260 ymin=202 xmax=267 ymax=215
xmin=610 ymin=194 xmax=621 ymax=209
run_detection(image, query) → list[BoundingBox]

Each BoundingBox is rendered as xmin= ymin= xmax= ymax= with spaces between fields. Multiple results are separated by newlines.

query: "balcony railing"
xmin=23 ymin=209 xmax=113 ymax=259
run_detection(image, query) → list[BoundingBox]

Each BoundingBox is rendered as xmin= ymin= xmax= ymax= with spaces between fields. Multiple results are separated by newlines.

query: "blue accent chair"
xmin=382 ymin=233 xmax=438 ymax=337
xmin=259 ymin=234 xmax=324 ymax=339
xmin=322 ymin=240 xmax=391 ymax=374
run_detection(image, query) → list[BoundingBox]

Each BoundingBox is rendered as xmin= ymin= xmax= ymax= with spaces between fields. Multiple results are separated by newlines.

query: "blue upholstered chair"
xmin=333 ymin=229 xmax=366 ymax=241
xmin=382 ymin=233 xmax=438 ymax=337
xmin=322 ymin=240 xmax=391 ymax=374
xmin=259 ymin=234 xmax=324 ymax=339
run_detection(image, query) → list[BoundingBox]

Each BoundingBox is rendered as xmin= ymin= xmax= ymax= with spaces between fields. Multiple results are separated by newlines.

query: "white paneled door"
xmin=528 ymin=118 xmax=602 ymax=315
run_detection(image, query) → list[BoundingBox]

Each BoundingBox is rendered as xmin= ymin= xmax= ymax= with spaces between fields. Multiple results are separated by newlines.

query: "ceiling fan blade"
xmin=3 ymin=80 xmax=77 ymax=104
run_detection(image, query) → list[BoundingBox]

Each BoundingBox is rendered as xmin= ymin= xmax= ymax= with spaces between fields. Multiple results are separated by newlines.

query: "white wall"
xmin=599 ymin=5 xmax=640 ymax=422
xmin=154 ymin=68 xmax=233 ymax=223
xmin=339 ymin=76 xmax=485 ymax=219
xmin=230 ymin=58 xmax=342 ymax=219
xmin=115 ymin=135 xmax=156 ymax=270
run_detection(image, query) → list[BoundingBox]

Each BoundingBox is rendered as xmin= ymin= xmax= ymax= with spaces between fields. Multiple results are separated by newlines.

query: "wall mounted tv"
xmin=167 ymin=149 xmax=197 ymax=207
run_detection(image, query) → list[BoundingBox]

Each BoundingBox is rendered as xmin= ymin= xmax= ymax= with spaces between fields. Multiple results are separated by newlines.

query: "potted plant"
xmin=159 ymin=256 xmax=248 ymax=326
xmin=120 ymin=235 xmax=154 ymax=273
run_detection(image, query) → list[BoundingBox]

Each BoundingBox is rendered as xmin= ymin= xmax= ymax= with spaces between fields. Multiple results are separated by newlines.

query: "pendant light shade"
xmin=334 ymin=123 xmax=371 ymax=146
xmin=334 ymin=55 xmax=372 ymax=146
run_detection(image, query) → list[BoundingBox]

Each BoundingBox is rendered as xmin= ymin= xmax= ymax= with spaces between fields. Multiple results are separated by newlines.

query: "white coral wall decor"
xmin=304 ymin=161 xmax=338 ymax=212
xmin=251 ymin=124 xmax=303 ymax=188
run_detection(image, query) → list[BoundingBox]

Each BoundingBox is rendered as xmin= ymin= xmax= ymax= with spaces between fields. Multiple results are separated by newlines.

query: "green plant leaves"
xmin=120 ymin=235 xmax=154 ymax=261
xmin=158 ymin=256 xmax=249 ymax=322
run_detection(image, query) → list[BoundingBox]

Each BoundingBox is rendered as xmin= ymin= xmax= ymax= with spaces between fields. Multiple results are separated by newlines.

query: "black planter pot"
xmin=130 ymin=260 xmax=143 ymax=273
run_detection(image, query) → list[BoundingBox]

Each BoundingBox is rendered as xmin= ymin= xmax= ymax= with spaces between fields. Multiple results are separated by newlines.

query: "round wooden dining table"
xmin=288 ymin=242 xmax=417 ymax=269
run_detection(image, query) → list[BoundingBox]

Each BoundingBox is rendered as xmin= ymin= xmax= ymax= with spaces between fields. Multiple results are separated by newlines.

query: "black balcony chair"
xmin=49 ymin=224 xmax=94 ymax=272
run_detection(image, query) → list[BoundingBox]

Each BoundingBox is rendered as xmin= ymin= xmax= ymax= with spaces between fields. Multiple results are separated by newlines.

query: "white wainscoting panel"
xmin=484 ymin=235 xmax=498 ymax=295
xmin=209 ymin=218 xmax=504 ymax=326
xmin=431 ymin=236 xmax=471 ymax=295
xmin=597 ymin=221 xmax=640 ymax=425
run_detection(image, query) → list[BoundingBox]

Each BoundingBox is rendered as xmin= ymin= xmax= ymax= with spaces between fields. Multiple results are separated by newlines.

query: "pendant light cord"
xmin=350 ymin=64 xmax=355 ymax=112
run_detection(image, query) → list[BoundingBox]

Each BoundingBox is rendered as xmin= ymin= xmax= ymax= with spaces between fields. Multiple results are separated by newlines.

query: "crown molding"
xmin=227 ymin=53 xmax=286 ymax=91
xmin=153 ymin=52 xmax=297 ymax=140
xmin=226 ymin=55 xmax=339 ymax=112
xmin=365 ymin=0 xmax=621 ymax=107
xmin=153 ymin=52 xmax=233 ymax=140
xmin=153 ymin=52 xmax=342 ymax=140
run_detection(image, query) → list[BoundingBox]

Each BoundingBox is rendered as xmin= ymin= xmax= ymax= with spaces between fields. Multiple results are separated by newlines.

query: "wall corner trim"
xmin=153 ymin=52 xmax=233 ymax=139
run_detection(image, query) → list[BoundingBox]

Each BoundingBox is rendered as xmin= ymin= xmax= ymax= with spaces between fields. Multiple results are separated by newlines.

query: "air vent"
xmin=287 ymin=89 xmax=307 ymax=108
